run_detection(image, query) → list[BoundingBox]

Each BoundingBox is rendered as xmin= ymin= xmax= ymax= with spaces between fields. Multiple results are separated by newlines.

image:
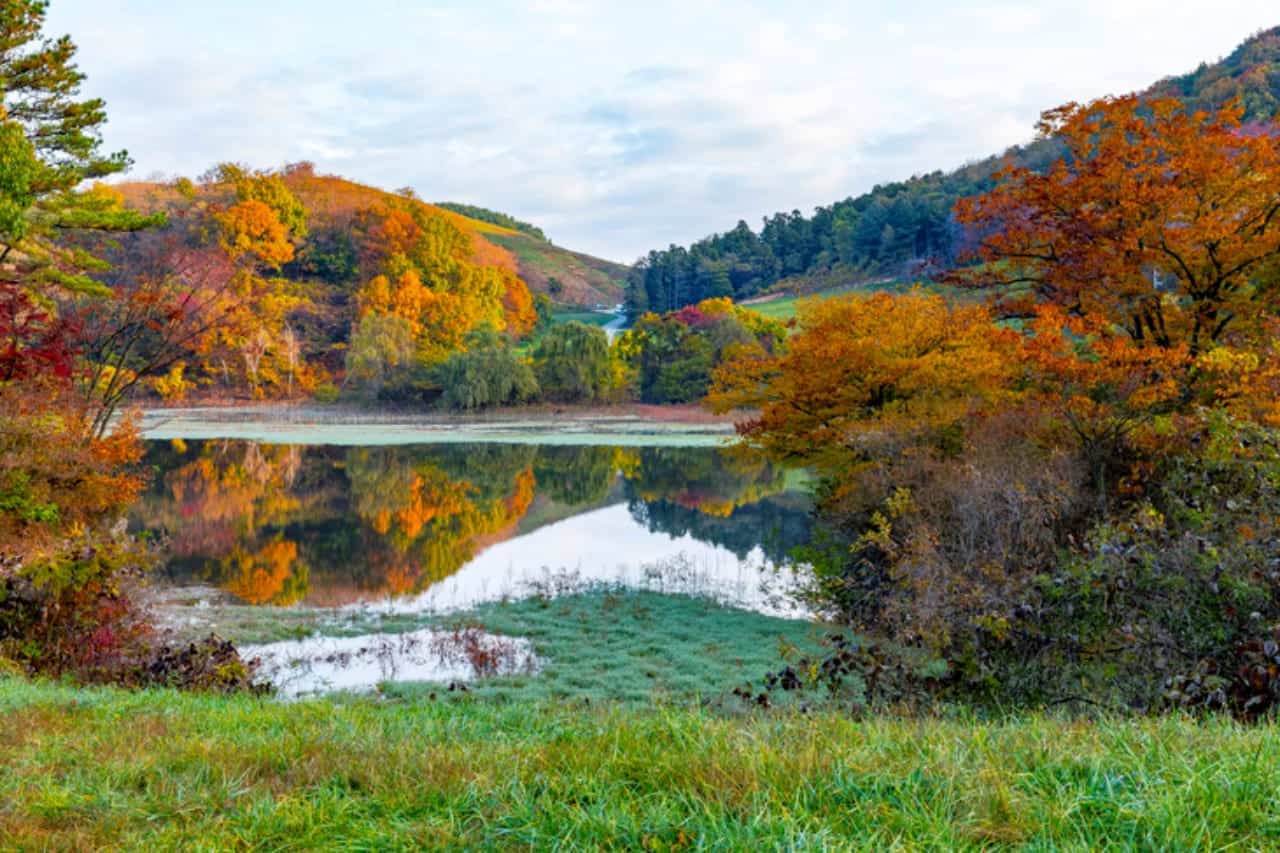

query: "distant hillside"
xmin=629 ymin=26 xmax=1280 ymax=315
xmin=482 ymin=231 xmax=629 ymax=308
xmin=435 ymin=202 xmax=549 ymax=241
xmin=119 ymin=168 xmax=627 ymax=308
xmin=436 ymin=202 xmax=628 ymax=306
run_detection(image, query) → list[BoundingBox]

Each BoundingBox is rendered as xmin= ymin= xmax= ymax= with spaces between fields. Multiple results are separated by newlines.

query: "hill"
xmin=119 ymin=169 xmax=626 ymax=309
xmin=629 ymin=26 xmax=1280 ymax=315
xmin=435 ymin=201 xmax=629 ymax=306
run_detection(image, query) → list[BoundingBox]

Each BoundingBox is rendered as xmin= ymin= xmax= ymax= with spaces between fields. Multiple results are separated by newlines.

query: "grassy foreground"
xmin=2 ymin=677 xmax=1279 ymax=849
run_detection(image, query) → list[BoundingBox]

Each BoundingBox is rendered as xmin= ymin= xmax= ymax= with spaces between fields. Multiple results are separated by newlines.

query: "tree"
xmin=619 ymin=298 xmax=786 ymax=404
xmin=433 ymin=336 xmax=538 ymax=411
xmin=217 ymin=200 xmax=295 ymax=269
xmin=344 ymin=311 xmax=416 ymax=399
xmin=0 ymin=282 xmax=72 ymax=381
xmin=955 ymin=96 xmax=1280 ymax=359
xmin=530 ymin=320 xmax=611 ymax=402
xmin=217 ymin=163 xmax=308 ymax=241
xmin=70 ymin=238 xmax=245 ymax=435
xmin=707 ymin=291 xmax=1020 ymax=467
xmin=0 ymin=1 xmax=161 ymax=298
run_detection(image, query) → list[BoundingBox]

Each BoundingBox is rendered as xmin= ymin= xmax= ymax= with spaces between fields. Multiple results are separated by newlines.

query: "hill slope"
xmin=629 ymin=26 xmax=1280 ymax=315
xmin=119 ymin=170 xmax=626 ymax=308
xmin=435 ymin=201 xmax=629 ymax=306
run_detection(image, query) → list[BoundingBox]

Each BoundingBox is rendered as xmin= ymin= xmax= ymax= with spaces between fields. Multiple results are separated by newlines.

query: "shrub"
xmin=0 ymin=381 xmax=261 ymax=692
xmin=793 ymin=412 xmax=1280 ymax=719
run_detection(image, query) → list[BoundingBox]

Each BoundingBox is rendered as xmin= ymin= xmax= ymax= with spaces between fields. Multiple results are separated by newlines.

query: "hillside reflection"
xmin=135 ymin=440 xmax=812 ymax=607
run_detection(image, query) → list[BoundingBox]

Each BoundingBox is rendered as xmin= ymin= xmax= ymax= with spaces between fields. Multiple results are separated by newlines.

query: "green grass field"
xmin=7 ymin=588 xmax=1280 ymax=847
xmin=4 ymin=676 xmax=1279 ymax=848
xmin=742 ymin=280 xmax=971 ymax=323
xmin=551 ymin=308 xmax=617 ymax=328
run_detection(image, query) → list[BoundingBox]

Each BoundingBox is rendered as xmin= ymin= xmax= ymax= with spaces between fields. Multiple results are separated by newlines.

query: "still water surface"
xmin=133 ymin=440 xmax=813 ymax=618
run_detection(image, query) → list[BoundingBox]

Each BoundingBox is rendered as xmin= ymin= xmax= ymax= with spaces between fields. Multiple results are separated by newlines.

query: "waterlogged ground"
xmin=243 ymin=626 xmax=540 ymax=699
xmin=133 ymin=420 xmax=817 ymax=698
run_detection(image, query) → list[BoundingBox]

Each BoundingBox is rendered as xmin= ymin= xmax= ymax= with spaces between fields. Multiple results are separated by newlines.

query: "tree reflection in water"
xmin=134 ymin=440 xmax=812 ymax=606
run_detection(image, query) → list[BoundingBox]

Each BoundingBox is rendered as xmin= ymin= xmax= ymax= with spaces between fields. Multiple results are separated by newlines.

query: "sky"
xmin=46 ymin=1 xmax=1280 ymax=262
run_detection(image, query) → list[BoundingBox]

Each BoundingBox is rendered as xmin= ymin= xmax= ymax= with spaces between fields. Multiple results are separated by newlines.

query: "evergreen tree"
xmin=0 ymin=0 xmax=160 ymax=296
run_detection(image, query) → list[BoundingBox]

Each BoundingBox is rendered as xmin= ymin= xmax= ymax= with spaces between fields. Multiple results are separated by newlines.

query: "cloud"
xmin=43 ymin=0 xmax=1280 ymax=261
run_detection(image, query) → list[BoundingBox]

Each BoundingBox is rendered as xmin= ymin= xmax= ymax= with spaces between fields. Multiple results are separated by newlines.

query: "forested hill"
xmin=120 ymin=170 xmax=627 ymax=309
xmin=629 ymin=25 xmax=1280 ymax=315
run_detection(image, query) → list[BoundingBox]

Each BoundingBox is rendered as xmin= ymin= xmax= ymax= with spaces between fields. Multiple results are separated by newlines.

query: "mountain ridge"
xmin=627 ymin=25 xmax=1280 ymax=315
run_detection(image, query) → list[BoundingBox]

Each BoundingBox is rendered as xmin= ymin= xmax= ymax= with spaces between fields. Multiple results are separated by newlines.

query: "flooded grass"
xmin=394 ymin=588 xmax=825 ymax=705
xmin=165 ymin=583 xmax=822 ymax=704
xmin=243 ymin=626 xmax=539 ymax=699
xmin=3 ymin=676 xmax=1280 ymax=849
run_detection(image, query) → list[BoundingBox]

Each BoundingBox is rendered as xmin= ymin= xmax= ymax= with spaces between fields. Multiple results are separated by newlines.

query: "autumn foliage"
xmin=713 ymin=94 xmax=1280 ymax=716
xmin=708 ymin=292 xmax=1019 ymax=465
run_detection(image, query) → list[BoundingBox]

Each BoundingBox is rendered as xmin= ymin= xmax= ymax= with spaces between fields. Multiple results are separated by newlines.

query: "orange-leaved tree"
xmin=707 ymin=291 xmax=1021 ymax=468
xmin=954 ymin=95 xmax=1280 ymax=423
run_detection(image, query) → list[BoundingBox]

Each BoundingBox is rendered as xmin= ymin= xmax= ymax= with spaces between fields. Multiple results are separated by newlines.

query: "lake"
xmin=133 ymin=438 xmax=814 ymax=620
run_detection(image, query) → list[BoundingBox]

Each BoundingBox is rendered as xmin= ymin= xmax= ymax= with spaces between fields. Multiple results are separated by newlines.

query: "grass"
xmin=3 ymin=676 xmax=1280 ymax=848
xmin=742 ymin=280 xmax=965 ymax=323
xmin=393 ymin=590 xmax=825 ymax=704
xmin=170 ymin=588 xmax=826 ymax=706
xmin=551 ymin=309 xmax=617 ymax=328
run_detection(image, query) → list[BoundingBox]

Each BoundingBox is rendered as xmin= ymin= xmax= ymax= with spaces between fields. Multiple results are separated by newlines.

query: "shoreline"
xmin=135 ymin=402 xmax=744 ymax=447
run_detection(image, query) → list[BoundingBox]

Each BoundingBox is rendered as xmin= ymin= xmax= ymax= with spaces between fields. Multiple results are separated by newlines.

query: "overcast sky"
xmin=46 ymin=1 xmax=1280 ymax=262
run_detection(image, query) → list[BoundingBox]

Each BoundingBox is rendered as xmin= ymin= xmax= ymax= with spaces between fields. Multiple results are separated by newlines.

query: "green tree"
xmin=434 ymin=332 xmax=538 ymax=411
xmin=530 ymin=320 xmax=611 ymax=403
xmin=0 ymin=0 xmax=160 ymax=297
xmin=344 ymin=312 xmax=416 ymax=399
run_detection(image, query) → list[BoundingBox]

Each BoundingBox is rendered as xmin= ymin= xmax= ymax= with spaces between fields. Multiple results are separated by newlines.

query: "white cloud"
xmin=44 ymin=0 xmax=1280 ymax=261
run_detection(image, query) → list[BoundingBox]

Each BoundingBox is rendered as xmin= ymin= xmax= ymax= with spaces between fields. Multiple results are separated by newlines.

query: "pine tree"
xmin=0 ymin=0 xmax=160 ymax=296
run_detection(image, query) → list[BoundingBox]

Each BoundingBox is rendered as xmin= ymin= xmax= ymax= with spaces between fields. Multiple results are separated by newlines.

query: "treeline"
xmin=408 ymin=297 xmax=786 ymax=410
xmin=436 ymin=202 xmax=549 ymax=242
xmin=626 ymin=141 xmax=1075 ymax=314
xmin=629 ymin=25 xmax=1280 ymax=315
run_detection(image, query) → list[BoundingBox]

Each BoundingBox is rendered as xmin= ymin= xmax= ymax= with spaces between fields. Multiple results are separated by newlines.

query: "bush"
xmin=794 ymin=411 xmax=1280 ymax=719
xmin=0 ymin=381 xmax=262 ymax=692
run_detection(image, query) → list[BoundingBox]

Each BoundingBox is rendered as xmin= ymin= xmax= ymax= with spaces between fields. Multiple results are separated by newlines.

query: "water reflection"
xmin=242 ymin=626 xmax=540 ymax=699
xmin=135 ymin=440 xmax=812 ymax=611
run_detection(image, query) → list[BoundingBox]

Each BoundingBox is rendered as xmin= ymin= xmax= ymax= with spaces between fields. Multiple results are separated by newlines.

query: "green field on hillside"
xmin=742 ymin=279 xmax=979 ymax=323
xmin=550 ymin=308 xmax=617 ymax=328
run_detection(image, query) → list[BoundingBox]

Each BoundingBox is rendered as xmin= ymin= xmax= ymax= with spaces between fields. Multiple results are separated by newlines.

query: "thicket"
xmin=712 ymin=95 xmax=1280 ymax=719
